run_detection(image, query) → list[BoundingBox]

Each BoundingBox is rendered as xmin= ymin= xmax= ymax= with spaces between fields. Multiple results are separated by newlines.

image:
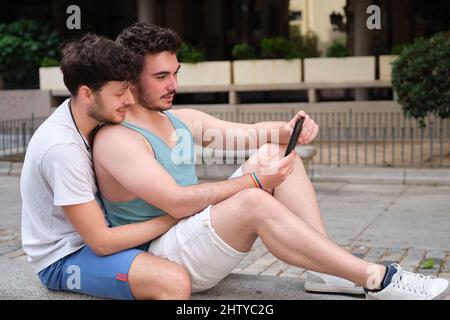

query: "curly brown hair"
xmin=60 ymin=33 xmax=141 ymax=96
xmin=116 ymin=23 xmax=182 ymax=75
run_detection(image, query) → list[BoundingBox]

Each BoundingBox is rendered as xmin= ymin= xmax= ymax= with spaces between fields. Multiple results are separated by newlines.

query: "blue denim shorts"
xmin=38 ymin=245 xmax=143 ymax=300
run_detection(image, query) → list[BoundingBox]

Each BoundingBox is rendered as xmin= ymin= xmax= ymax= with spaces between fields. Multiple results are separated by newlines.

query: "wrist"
xmin=250 ymin=172 xmax=264 ymax=189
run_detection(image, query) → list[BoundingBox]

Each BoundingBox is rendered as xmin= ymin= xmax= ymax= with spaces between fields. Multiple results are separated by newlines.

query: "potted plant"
xmin=39 ymin=57 xmax=65 ymax=91
xmin=176 ymin=43 xmax=231 ymax=87
xmin=304 ymin=39 xmax=375 ymax=83
xmin=232 ymin=37 xmax=306 ymax=85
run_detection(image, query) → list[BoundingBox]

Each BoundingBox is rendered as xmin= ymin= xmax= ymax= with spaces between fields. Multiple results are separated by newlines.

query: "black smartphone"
xmin=284 ymin=117 xmax=305 ymax=157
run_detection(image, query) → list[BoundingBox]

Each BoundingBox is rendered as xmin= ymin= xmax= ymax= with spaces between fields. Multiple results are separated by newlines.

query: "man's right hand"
xmin=252 ymin=149 xmax=296 ymax=190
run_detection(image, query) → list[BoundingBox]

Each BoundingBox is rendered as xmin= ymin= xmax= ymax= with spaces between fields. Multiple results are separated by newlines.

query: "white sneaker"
xmin=305 ymin=271 xmax=365 ymax=295
xmin=366 ymin=264 xmax=450 ymax=300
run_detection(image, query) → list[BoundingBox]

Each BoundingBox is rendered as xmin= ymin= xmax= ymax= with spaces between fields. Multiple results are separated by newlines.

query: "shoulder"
xmin=170 ymin=108 xmax=202 ymax=120
xmin=92 ymin=123 xmax=154 ymax=158
xmin=170 ymin=108 xmax=207 ymax=132
xmin=40 ymin=143 xmax=91 ymax=176
xmin=93 ymin=123 xmax=144 ymax=147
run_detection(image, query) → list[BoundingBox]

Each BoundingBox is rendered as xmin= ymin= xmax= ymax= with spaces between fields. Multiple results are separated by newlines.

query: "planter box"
xmin=39 ymin=67 xmax=65 ymax=90
xmin=178 ymin=61 xmax=231 ymax=87
xmin=233 ymin=59 xmax=302 ymax=85
xmin=379 ymin=55 xmax=398 ymax=81
xmin=304 ymin=56 xmax=375 ymax=82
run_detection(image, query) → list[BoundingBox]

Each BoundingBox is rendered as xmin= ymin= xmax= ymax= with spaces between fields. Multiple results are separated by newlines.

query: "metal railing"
xmin=1 ymin=110 xmax=449 ymax=168
xmin=0 ymin=115 xmax=46 ymax=157
xmin=310 ymin=111 xmax=450 ymax=168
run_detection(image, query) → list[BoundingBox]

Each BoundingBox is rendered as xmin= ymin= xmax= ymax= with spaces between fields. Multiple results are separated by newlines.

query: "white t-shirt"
xmin=20 ymin=99 xmax=97 ymax=273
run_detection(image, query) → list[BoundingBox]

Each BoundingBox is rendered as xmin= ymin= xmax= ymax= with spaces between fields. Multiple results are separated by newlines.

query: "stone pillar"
xmin=137 ymin=0 xmax=155 ymax=23
xmin=352 ymin=0 xmax=373 ymax=101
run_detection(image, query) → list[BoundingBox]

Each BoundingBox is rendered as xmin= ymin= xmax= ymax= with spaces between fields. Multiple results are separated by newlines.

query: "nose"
xmin=123 ymin=88 xmax=135 ymax=105
xmin=168 ymin=74 xmax=178 ymax=92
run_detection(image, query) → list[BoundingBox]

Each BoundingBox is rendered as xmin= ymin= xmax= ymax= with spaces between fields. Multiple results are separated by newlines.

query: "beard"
xmin=88 ymin=94 xmax=123 ymax=124
xmin=135 ymin=82 xmax=174 ymax=112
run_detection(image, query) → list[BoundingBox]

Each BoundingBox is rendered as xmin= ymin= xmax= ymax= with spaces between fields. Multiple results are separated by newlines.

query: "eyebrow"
xmin=120 ymin=83 xmax=129 ymax=89
xmin=152 ymin=65 xmax=181 ymax=76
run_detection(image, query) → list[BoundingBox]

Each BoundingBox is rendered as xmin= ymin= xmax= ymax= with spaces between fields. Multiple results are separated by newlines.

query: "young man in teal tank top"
xmin=92 ymin=23 xmax=450 ymax=300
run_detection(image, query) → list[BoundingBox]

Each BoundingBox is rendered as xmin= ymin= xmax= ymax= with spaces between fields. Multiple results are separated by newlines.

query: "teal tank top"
xmin=101 ymin=111 xmax=198 ymax=250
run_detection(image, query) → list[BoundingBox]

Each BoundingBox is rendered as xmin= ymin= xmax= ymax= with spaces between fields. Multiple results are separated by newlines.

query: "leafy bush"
xmin=391 ymin=43 xmax=409 ymax=55
xmin=41 ymin=57 xmax=59 ymax=68
xmin=392 ymin=32 xmax=450 ymax=124
xmin=325 ymin=40 xmax=349 ymax=57
xmin=231 ymin=32 xmax=320 ymax=60
xmin=177 ymin=43 xmax=204 ymax=63
xmin=260 ymin=37 xmax=291 ymax=59
xmin=231 ymin=43 xmax=256 ymax=60
xmin=0 ymin=19 xmax=60 ymax=89
xmin=288 ymin=31 xmax=320 ymax=59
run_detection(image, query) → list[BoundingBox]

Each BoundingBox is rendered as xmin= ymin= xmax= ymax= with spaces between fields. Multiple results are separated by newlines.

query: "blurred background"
xmin=1 ymin=0 xmax=449 ymax=170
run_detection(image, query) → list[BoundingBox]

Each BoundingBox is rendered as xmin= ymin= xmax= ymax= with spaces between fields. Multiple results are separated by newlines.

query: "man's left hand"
xmin=280 ymin=111 xmax=319 ymax=145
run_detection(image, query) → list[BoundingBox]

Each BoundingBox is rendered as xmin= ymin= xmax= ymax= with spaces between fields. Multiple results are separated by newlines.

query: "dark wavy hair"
xmin=60 ymin=33 xmax=141 ymax=96
xmin=116 ymin=22 xmax=182 ymax=74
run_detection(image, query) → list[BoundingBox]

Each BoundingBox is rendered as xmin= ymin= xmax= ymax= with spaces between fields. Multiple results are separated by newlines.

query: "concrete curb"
xmin=0 ymin=257 xmax=358 ymax=300
xmin=2 ymin=159 xmax=450 ymax=185
xmin=0 ymin=161 xmax=10 ymax=176
xmin=0 ymin=161 xmax=22 ymax=177
xmin=310 ymin=165 xmax=450 ymax=185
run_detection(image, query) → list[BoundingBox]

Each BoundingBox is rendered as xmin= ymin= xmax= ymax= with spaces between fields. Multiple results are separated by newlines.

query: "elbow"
xmin=90 ymin=243 xmax=111 ymax=257
xmin=165 ymin=205 xmax=187 ymax=219
xmin=160 ymin=189 xmax=190 ymax=219
xmin=87 ymin=233 xmax=114 ymax=257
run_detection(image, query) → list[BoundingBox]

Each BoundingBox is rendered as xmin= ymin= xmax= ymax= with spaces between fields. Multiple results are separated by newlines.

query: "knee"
xmin=158 ymin=265 xmax=192 ymax=300
xmin=237 ymin=188 xmax=270 ymax=205
xmin=236 ymin=188 xmax=277 ymax=218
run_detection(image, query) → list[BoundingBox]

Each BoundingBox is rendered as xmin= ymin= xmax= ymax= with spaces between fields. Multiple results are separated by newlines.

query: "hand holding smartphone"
xmin=284 ymin=117 xmax=305 ymax=157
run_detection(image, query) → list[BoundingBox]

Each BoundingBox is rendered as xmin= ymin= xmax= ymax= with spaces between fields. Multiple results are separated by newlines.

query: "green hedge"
xmin=232 ymin=32 xmax=320 ymax=60
xmin=392 ymin=32 xmax=450 ymax=124
xmin=177 ymin=43 xmax=204 ymax=63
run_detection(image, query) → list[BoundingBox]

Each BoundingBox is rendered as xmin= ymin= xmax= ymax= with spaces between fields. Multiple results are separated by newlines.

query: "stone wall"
xmin=0 ymin=90 xmax=53 ymax=121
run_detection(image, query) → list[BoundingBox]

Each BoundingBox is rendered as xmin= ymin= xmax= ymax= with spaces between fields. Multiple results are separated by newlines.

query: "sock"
xmin=364 ymin=264 xmax=398 ymax=293
xmin=381 ymin=264 xmax=399 ymax=289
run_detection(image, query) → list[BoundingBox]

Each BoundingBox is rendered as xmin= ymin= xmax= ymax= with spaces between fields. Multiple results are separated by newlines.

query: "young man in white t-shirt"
xmin=20 ymin=34 xmax=191 ymax=300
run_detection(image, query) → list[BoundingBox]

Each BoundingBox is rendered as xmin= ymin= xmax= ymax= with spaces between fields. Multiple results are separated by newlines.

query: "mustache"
xmin=161 ymin=91 xmax=176 ymax=99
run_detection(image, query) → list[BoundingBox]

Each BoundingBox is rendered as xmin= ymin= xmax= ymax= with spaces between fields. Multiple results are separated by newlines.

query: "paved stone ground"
xmin=1 ymin=175 xmax=450 ymax=299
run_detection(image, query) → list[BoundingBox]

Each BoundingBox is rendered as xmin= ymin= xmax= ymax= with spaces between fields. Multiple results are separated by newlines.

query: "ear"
xmin=77 ymin=85 xmax=94 ymax=104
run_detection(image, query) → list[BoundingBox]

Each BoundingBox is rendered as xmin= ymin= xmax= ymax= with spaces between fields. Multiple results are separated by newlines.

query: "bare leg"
xmin=128 ymin=252 xmax=192 ymax=299
xmin=242 ymin=143 xmax=327 ymax=236
xmin=210 ymin=188 xmax=386 ymax=289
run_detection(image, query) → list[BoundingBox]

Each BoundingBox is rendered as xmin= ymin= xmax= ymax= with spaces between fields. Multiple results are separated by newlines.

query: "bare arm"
xmin=174 ymin=109 xmax=319 ymax=149
xmin=63 ymin=200 xmax=178 ymax=256
xmin=94 ymin=126 xmax=293 ymax=219
xmin=174 ymin=109 xmax=289 ymax=149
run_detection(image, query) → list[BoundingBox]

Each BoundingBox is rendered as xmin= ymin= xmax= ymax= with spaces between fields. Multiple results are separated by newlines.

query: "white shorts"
xmin=148 ymin=166 xmax=247 ymax=293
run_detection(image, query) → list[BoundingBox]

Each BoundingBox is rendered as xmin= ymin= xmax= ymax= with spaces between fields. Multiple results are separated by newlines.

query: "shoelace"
xmin=392 ymin=270 xmax=433 ymax=296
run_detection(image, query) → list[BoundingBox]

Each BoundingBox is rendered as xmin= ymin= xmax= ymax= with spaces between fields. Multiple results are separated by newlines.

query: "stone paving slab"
xmin=2 ymin=176 xmax=450 ymax=299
